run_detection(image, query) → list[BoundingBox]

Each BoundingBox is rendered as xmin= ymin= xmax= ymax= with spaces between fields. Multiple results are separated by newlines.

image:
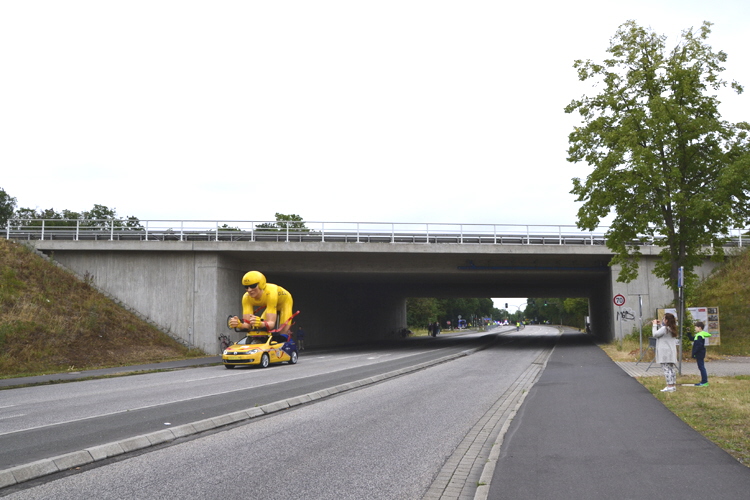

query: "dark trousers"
xmin=696 ymin=355 xmax=708 ymax=384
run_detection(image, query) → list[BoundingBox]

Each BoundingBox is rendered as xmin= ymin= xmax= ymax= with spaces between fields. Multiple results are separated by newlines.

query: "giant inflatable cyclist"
xmin=228 ymin=271 xmax=294 ymax=336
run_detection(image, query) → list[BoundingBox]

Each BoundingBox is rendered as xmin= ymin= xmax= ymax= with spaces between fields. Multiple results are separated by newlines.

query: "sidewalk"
xmin=484 ymin=333 xmax=750 ymax=499
xmin=617 ymin=356 xmax=750 ymax=378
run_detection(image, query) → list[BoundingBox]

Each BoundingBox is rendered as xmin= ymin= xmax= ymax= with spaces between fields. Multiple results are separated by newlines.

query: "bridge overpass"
xmin=7 ymin=220 xmax=737 ymax=353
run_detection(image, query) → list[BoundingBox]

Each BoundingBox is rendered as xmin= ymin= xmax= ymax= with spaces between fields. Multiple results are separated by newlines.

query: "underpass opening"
xmin=268 ymin=265 xmax=613 ymax=348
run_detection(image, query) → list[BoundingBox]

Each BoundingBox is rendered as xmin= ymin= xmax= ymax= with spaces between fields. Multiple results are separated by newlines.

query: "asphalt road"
xmin=0 ymin=331 xmax=498 ymax=469
xmin=1 ymin=326 xmax=558 ymax=499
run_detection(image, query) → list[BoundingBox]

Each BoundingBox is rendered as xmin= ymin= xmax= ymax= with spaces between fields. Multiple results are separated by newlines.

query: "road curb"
xmin=1 ymin=346 xmax=481 ymax=490
xmin=422 ymin=338 xmax=557 ymax=500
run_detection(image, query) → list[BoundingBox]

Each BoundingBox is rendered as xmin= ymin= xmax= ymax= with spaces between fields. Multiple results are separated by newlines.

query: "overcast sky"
xmin=2 ymin=1 xmax=748 ymax=309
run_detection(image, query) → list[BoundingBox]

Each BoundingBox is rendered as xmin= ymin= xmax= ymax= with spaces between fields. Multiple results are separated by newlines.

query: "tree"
xmin=406 ymin=297 xmax=440 ymax=327
xmin=256 ymin=213 xmax=309 ymax=232
xmin=274 ymin=213 xmax=308 ymax=231
xmin=0 ymin=188 xmax=18 ymax=227
xmin=566 ymin=20 xmax=750 ymax=305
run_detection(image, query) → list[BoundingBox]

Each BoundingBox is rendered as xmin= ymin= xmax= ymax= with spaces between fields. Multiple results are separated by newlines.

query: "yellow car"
xmin=222 ymin=333 xmax=299 ymax=369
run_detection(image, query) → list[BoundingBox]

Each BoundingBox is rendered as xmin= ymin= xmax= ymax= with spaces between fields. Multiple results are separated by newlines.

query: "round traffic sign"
xmin=613 ymin=294 xmax=626 ymax=307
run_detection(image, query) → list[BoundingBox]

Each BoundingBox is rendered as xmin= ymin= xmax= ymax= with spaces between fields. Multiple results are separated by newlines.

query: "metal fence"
xmin=3 ymin=219 xmax=749 ymax=247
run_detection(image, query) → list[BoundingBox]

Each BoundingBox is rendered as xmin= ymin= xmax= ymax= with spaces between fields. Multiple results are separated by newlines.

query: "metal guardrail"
xmin=3 ymin=220 xmax=749 ymax=247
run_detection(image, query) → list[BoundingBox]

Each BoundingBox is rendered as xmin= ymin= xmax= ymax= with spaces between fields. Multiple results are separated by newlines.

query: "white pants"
xmin=661 ymin=363 xmax=677 ymax=385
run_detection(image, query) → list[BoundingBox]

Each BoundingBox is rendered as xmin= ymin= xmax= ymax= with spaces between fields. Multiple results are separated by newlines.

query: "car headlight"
xmin=223 ymin=349 xmax=230 ymax=355
xmin=247 ymin=349 xmax=259 ymax=354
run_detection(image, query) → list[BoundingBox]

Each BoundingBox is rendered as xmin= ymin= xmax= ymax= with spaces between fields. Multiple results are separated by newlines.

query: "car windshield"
xmin=237 ymin=335 xmax=269 ymax=345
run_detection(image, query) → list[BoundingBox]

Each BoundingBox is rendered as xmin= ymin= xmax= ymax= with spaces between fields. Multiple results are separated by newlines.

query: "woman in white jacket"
xmin=652 ymin=312 xmax=679 ymax=392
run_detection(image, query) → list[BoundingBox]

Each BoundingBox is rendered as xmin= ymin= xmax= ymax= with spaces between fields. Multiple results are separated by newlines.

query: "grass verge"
xmin=639 ymin=375 xmax=750 ymax=466
xmin=0 ymin=238 xmax=206 ymax=378
xmin=600 ymin=340 xmax=750 ymax=467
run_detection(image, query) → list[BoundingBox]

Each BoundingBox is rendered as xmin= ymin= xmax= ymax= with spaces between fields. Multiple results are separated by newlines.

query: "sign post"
xmin=678 ymin=266 xmax=684 ymax=375
xmin=613 ymin=294 xmax=626 ymax=343
xmin=636 ymin=295 xmax=645 ymax=362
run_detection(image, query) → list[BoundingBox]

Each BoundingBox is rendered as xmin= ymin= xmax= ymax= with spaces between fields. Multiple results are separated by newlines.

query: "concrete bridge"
xmin=8 ymin=220 xmax=742 ymax=353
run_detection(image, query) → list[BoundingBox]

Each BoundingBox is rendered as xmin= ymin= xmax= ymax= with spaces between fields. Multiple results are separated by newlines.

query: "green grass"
xmin=691 ymin=248 xmax=750 ymax=356
xmin=0 ymin=239 xmax=205 ymax=378
xmin=640 ymin=375 xmax=750 ymax=466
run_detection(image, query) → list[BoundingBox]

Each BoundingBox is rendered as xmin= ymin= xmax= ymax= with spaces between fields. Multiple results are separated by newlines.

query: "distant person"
xmin=652 ymin=312 xmax=678 ymax=392
xmin=296 ymin=326 xmax=305 ymax=351
xmin=692 ymin=321 xmax=711 ymax=386
xmin=228 ymin=271 xmax=294 ymax=335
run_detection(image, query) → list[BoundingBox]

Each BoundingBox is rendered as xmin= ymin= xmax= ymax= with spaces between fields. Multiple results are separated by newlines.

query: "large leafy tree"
xmin=566 ymin=20 xmax=750 ymax=304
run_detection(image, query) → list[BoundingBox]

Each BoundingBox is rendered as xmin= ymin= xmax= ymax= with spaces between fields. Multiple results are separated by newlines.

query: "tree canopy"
xmin=256 ymin=213 xmax=309 ymax=232
xmin=566 ymin=20 xmax=750 ymax=303
xmin=0 ymin=187 xmax=17 ymax=227
xmin=6 ymin=201 xmax=142 ymax=230
xmin=406 ymin=297 xmax=496 ymax=328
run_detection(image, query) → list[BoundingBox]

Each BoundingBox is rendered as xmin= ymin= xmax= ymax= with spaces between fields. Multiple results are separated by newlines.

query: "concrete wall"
xmin=608 ymin=255 xmax=722 ymax=340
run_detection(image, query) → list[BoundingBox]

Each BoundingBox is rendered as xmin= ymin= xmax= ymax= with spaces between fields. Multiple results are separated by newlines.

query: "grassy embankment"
xmin=601 ymin=247 xmax=750 ymax=466
xmin=0 ymin=238 xmax=205 ymax=379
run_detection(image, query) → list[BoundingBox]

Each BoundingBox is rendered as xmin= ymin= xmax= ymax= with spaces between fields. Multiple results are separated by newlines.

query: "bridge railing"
xmin=3 ymin=219 xmax=749 ymax=247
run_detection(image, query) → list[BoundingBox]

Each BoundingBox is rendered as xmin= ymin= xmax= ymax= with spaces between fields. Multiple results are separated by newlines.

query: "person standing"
xmin=692 ymin=321 xmax=711 ymax=387
xmin=296 ymin=326 xmax=306 ymax=351
xmin=653 ymin=312 xmax=679 ymax=392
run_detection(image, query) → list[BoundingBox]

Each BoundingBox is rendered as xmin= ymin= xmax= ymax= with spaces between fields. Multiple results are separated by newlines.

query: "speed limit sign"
xmin=613 ymin=294 xmax=626 ymax=307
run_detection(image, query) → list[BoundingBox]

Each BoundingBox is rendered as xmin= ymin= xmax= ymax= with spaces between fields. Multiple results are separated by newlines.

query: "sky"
xmin=2 ymin=1 xmax=748 ymax=310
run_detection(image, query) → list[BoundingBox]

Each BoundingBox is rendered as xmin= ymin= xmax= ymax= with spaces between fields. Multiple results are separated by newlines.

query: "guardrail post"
xmin=41 ymin=220 xmax=45 ymax=240
xmin=145 ymin=220 xmax=149 ymax=241
xmin=180 ymin=221 xmax=184 ymax=242
xmin=391 ymin=223 xmax=395 ymax=243
xmin=321 ymin=222 xmax=325 ymax=243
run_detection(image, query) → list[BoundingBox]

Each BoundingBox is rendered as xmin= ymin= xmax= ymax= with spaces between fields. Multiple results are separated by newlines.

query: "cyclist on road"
xmin=228 ymin=271 xmax=294 ymax=336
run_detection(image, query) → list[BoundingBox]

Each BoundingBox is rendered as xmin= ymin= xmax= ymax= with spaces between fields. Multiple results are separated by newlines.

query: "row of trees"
xmin=406 ymin=297 xmax=590 ymax=329
xmin=0 ymin=190 xmax=308 ymax=233
xmin=0 ymin=188 xmax=141 ymax=230
xmin=406 ymin=297 xmax=497 ymax=329
xmin=523 ymin=298 xmax=589 ymax=329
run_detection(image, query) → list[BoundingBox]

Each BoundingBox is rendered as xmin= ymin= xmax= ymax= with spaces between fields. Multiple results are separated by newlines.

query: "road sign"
xmin=613 ymin=294 xmax=626 ymax=307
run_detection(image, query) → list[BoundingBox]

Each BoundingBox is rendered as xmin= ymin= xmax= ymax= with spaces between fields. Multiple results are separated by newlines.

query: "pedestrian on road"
xmin=653 ymin=312 xmax=679 ymax=392
xmin=692 ymin=321 xmax=711 ymax=386
xmin=296 ymin=326 xmax=305 ymax=351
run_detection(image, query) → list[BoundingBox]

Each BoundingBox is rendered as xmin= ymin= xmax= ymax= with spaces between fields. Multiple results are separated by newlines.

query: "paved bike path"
xmin=484 ymin=333 xmax=750 ymax=499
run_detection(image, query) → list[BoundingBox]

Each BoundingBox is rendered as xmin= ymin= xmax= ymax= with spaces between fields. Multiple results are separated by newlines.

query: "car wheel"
xmin=260 ymin=353 xmax=270 ymax=368
xmin=224 ymin=364 xmax=235 ymax=369
xmin=288 ymin=351 xmax=298 ymax=364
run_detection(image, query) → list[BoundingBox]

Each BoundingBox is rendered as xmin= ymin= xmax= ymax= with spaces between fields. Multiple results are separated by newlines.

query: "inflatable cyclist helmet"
xmin=242 ymin=271 xmax=267 ymax=290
